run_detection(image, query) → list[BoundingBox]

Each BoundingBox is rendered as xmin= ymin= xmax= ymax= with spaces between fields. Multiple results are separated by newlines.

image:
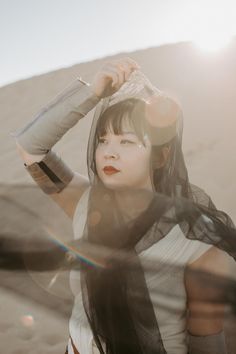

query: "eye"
xmin=120 ymin=139 xmax=135 ymax=145
xmin=98 ymin=137 xmax=107 ymax=144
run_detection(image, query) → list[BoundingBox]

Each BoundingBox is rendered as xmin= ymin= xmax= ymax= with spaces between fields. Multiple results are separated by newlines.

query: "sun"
xmin=193 ymin=33 xmax=232 ymax=52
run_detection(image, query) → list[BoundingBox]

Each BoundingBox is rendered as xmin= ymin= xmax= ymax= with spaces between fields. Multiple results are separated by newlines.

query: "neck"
xmin=114 ymin=185 xmax=153 ymax=224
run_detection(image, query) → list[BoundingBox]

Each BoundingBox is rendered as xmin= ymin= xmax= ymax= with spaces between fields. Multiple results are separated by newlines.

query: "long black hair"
xmin=80 ymin=73 xmax=236 ymax=354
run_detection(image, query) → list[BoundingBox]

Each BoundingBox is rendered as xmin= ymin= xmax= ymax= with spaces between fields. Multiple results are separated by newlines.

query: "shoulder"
xmin=187 ymin=246 xmax=232 ymax=275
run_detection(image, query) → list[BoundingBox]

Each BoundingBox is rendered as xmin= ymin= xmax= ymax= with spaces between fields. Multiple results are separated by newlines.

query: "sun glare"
xmin=185 ymin=0 xmax=236 ymax=54
xmin=193 ymin=34 xmax=232 ymax=52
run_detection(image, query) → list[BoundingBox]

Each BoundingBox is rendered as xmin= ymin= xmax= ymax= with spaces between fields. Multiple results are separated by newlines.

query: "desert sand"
xmin=1 ymin=41 xmax=236 ymax=353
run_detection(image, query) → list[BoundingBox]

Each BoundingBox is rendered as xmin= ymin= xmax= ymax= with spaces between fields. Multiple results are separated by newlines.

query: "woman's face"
xmin=95 ymin=121 xmax=153 ymax=191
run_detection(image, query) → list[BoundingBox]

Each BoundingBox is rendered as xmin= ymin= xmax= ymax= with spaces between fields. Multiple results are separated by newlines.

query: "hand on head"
xmin=91 ymin=57 xmax=140 ymax=98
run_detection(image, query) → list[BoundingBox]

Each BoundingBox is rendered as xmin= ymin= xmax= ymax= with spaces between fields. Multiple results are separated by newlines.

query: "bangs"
xmin=95 ymin=98 xmax=147 ymax=143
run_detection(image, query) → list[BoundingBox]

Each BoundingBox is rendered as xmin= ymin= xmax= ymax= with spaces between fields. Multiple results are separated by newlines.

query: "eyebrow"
xmin=121 ymin=131 xmax=137 ymax=135
xmin=99 ymin=131 xmax=138 ymax=137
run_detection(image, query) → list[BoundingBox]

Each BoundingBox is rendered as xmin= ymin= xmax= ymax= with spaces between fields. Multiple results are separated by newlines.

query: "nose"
xmin=104 ymin=146 xmax=120 ymax=160
xmin=104 ymin=151 xmax=119 ymax=160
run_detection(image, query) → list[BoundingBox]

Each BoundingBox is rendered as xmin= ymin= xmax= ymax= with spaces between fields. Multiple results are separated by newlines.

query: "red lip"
xmin=103 ymin=166 xmax=120 ymax=175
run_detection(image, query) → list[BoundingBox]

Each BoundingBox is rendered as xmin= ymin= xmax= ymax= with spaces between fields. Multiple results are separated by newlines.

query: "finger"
xmin=122 ymin=57 xmax=140 ymax=70
xmin=117 ymin=69 xmax=126 ymax=87
xmin=113 ymin=63 xmax=126 ymax=86
xmin=100 ymin=68 xmax=119 ymax=87
xmin=119 ymin=58 xmax=141 ymax=81
xmin=115 ymin=61 xmax=132 ymax=81
xmin=106 ymin=63 xmax=125 ymax=87
xmin=106 ymin=58 xmax=139 ymax=77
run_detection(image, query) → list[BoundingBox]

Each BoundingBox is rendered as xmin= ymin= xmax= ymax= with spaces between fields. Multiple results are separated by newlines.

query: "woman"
xmin=14 ymin=58 xmax=235 ymax=353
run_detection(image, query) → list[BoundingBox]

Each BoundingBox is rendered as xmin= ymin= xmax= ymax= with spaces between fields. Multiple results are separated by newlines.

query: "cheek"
xmin=138 ymin=145 xmax=151 ymax=163
xmin=129 ymin=148 xmax=151 ymax=172
xmin=140 ymin=154 xmax=152 ymax=175
xmin=94 ymin=149 xmax=103 ymax=177
xmin=95 ymin=148 xmax=101 ymax=168
xmin=140 ymin=148 xmax=152 ymax=175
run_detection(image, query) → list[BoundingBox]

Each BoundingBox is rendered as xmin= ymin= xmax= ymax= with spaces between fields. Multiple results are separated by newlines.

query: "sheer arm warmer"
xmin=13 ymin=78 xmax=100 ymax=154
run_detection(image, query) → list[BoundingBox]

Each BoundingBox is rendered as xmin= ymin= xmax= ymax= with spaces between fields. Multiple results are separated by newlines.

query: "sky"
xmin=1 ymin=0 xmax=236 ymax=88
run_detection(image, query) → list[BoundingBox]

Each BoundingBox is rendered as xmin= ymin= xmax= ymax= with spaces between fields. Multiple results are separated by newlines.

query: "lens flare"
xmin=21 ymin=314 xmax=34 ymax=327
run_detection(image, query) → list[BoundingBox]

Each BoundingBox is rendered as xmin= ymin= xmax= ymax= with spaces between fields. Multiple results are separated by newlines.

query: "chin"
xmin=97 ymin=172 xmax=121 ymax=189
xmin=99 ymin=177 xmax=127 ymax=191
xmin=102 ymin=182 xmax=127 ymax=190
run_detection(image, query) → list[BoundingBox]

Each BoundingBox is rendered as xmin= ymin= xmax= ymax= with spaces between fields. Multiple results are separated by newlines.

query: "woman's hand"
xmin=91 ymin=57 xmax=140 ymax=98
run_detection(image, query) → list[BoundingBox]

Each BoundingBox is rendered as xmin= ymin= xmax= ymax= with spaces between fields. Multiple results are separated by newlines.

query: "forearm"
xmin=13 ymin=78 xmax=100 ymax=155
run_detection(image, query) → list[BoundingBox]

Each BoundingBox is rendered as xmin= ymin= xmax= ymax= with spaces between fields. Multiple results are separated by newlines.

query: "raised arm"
xmin=14 ymin=58 xmax=139 ymax=218
xmin=15 ymin=78 xmax=99 ymax=218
